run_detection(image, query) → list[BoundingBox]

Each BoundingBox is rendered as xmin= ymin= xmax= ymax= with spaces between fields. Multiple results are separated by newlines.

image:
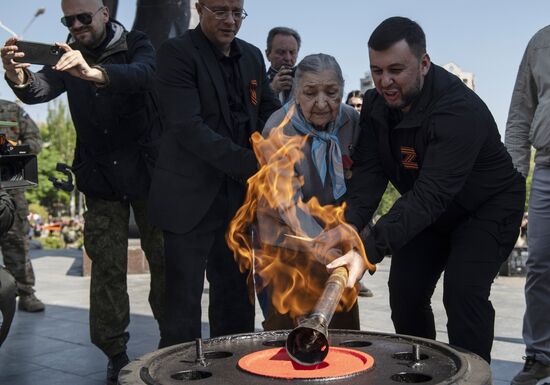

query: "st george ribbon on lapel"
xmin=249 ymin=80 xmax=257 ymax=106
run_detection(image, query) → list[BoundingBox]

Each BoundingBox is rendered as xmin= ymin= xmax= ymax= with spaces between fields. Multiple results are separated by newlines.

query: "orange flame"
xmin=227 ymin=105 xmax=376 ymax=321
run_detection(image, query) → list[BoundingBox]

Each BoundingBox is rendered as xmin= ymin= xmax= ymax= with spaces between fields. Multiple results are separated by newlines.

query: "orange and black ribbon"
xmin=249 ymin=80 xmax=257 ymax=106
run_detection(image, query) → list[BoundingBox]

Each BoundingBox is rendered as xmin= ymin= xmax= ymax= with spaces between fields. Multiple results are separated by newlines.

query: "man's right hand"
xmin=270 ymin=67 xmax=293 ymax=94
xmin=1 ymin=37 xmax=30 ymax=85
xmin=327 ymin=249 xmax=368 ymax=289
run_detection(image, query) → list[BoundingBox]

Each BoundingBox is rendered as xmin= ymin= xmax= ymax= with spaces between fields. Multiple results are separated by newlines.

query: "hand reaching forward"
xmin=53 ymin=43 xmax=105 ymax=84
xmin=326 ymin=249 xmax=367 ymax=289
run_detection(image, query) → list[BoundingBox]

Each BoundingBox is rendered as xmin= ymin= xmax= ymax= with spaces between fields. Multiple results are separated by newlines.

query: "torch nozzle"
xmin=286 ymin=315 xmax=329 ymax=366
xmin=286 ymin=267 xmax=348 ymax=366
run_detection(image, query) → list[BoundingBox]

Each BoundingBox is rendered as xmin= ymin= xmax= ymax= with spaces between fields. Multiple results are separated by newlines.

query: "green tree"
xmin=375 ymin=183 xmax=400 ymax=217
xmin=26 ymin=99 xmax=76 ymax=216
xmin=42 ymin=99 xmax=77 ymax=163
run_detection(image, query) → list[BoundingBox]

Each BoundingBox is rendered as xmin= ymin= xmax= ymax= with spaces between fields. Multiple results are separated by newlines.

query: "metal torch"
xmin=286 ymin=265 xmax=349 ymax=366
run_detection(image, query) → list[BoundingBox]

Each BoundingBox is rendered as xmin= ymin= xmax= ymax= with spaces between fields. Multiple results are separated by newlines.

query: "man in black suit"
xmin=148 ymin=0 xmax=280 ymax=347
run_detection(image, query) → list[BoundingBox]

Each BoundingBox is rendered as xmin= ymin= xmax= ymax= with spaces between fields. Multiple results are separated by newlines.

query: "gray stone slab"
xmin=30 ymin=344 xmax=106 ymax=377
xmin=0 ymin=333 xmax=78 ymax=359
xmin=87 ymin=369 xmax=109 ymax=382
xmin=0 ymin=367 xmax=105 ymax=385
xmin=0 ymin=353 xmax=44 ymax=378
xmin=8 ymin=315 xmax=90 ymax=346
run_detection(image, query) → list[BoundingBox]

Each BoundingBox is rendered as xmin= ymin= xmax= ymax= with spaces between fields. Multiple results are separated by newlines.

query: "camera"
xmin=0 ymin=134 xmax=38 ymax=190
xmin=280 ymin=65 xmax=296 ymax=77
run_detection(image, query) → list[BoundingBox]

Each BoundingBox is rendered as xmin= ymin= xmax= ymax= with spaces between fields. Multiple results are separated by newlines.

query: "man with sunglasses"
xmin=1 ymin=0 xmax=164 ymax=383
xmin=148 ymin=0 xmax=280 ymax=347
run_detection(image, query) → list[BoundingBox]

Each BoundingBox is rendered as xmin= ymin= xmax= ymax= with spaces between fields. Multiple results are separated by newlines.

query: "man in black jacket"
xmin=1 ymin=0 xmax=164 ymax=382
xmin=148 ymin=0 xmax=280 ymax=347
xmin=340 ymin=17 xmax=525 ymax=363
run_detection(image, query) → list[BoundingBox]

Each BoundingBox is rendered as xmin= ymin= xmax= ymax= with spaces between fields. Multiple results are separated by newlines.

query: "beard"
xmin=71 ymin=26 xmax=106 ymax=48
xmin=384 ymin=73 xmax=423 ymax=111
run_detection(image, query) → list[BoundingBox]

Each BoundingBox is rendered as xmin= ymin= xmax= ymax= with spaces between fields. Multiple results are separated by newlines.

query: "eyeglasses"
xmin=200 ymin=4 xmax=248 ymax=20
xmin=61 ymin=7 xmax=103 ymax=28
xmin=349 ymin=103 xmax=362 ymax=108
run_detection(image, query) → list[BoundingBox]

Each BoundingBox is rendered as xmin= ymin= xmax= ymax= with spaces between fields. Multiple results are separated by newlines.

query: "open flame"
xmin=227 ymin=105 xmax=376 ymax=320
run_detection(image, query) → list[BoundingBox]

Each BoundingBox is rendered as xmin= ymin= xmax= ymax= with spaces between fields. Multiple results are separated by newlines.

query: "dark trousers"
xmin=160 ymin=191 xmax=255 ymax=347
xmin=388 ymin=195 xmax=523 ymax=363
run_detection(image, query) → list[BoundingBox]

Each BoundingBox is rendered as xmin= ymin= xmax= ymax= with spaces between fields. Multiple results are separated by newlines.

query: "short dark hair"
xmin=368 ymin=17 xmax=426 ymax=58
xmin=266 ymin=27 xmax=301 ymax=55
xmin=345 ymin=90 xmax=363 ymax=104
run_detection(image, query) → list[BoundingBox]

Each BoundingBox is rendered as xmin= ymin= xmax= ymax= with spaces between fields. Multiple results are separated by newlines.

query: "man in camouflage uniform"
xmin=0 ymin=99 xmax=44 ymax=312
xmin=1 ymin=1 xmax=164 ymax=383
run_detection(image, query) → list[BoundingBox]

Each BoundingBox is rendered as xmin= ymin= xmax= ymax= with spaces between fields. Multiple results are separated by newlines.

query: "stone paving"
xmin=0 ymin=249 xmax=526 ymax=384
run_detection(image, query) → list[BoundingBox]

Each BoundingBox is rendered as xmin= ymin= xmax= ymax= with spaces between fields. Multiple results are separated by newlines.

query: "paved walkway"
xmin=0 ymin=249 xmax=526 ymax=384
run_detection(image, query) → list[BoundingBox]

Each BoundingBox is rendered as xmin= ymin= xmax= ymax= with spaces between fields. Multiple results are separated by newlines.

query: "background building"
xmin=443 ymin=62 xmax=475 ymax=91
xmin=360 ymin=72 xmax=374 ymax=93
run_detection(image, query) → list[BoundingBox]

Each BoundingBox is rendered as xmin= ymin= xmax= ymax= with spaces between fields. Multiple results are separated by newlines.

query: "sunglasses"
xmin=349 ymin=103 xmax=363 ymax=108
xmin=61 ymin=7 xmax=103 ymax=28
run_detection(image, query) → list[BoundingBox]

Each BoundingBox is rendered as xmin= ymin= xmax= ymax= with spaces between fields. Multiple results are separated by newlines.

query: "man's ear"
xmin=99 ymin=5 xmax=110 ymax=23
xmin=420 ymin=53 xmax=431 ymax=76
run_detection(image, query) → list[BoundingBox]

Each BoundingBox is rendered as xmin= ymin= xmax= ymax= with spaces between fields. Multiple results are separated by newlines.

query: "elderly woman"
xmin=258 ymin=53 xmax=368 ymax=330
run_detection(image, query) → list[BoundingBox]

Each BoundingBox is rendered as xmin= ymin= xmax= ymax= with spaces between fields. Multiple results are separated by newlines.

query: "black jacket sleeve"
xmin=0 ymin=191 xmax=15 ymax=235
xmin=9 ymin=66 xmax=66 ymax=105
xmin=101 ymin=31 xmax=156 ymax=94
xmin=365 ymin=103 xmax=488 ymax=262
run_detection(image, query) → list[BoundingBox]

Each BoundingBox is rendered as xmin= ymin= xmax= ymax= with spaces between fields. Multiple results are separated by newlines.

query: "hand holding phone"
xmin=14 ymin=41 xmax=62 ymax=66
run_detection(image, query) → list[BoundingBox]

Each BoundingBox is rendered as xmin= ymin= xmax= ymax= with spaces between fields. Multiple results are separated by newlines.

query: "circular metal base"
xmin=118 ymin=330 xmax=492 ymax=385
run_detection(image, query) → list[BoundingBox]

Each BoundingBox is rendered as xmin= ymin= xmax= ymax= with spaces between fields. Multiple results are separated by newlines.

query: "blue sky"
xmin=1 ymin=0 xmax=549 ymax=136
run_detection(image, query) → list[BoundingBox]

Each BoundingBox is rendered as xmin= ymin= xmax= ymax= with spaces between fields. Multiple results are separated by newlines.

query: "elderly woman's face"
xmin=295 ymin=70 xmax=342 ymax=129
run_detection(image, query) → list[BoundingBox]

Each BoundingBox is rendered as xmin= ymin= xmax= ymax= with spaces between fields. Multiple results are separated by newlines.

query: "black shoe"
xmin=18 ymin=293 xmax=45 ymax=312
xmin=511 ymin=356 xmax=550 ymax=385
xmin=107 ymin=352 xmax=129 ymax=385
xmin=358 ymin=282 xmax=374 ymax=297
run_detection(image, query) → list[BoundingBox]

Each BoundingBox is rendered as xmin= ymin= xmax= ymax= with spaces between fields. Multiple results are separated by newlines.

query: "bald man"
xmin=1 ymin=0 xmax=164 ymax=382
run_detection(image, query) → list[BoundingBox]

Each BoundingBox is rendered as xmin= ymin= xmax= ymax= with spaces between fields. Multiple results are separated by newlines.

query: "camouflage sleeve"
xmin=0 ymin=190 xmax=15 ymax=235
xmin=17 ymin=106 xmax=42 ymax=155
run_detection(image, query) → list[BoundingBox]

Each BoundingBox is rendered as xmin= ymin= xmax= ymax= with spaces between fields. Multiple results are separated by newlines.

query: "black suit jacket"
xmin=148 ymin=26 xmax=280 ymax=234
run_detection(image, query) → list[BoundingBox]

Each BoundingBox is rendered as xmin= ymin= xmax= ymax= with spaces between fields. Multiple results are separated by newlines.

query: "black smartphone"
xmin=14 ymin=41 xmax=63 ymax=66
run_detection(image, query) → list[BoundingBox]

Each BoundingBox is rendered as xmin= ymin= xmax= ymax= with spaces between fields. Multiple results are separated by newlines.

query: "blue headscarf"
xmin=283 ymin=102 xmax=346 ymax=200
